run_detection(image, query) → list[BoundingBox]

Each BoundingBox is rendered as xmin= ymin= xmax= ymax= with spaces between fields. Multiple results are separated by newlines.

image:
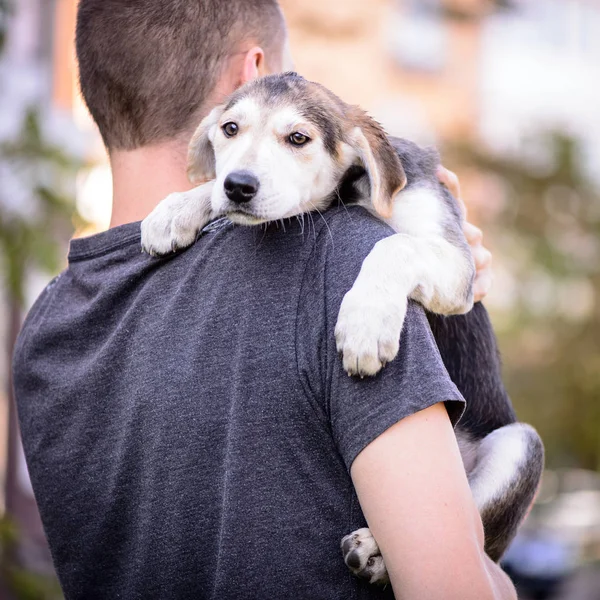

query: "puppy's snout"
xmin=224 ymin=171 xmax=260 ymax=204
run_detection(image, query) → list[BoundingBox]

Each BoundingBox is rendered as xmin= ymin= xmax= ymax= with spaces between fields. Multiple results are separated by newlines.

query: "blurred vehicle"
xmin=503 ymin=529 xmax=576 ymax=599
xmin=502 ymin=469 xmax=600 ymax=600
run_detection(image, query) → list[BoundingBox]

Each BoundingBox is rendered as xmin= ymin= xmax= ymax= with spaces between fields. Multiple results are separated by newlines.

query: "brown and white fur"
xmin=141 ymin=73 xmax=544 ymax=584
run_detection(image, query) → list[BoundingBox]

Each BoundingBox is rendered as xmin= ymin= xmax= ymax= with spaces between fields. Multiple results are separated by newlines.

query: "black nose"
xmin=224 ymin=171 xmax=260 ymax=204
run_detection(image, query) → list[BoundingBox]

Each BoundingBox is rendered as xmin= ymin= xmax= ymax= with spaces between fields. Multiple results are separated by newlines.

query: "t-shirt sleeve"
xmin=296 ymin=207 xmax=465 ymax=472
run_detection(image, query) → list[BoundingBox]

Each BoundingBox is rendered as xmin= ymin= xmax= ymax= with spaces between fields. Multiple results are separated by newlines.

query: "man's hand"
xmin=437 ymin=167 xmax=493 ymax=302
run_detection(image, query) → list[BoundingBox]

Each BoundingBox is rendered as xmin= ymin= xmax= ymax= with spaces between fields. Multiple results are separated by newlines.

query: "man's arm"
xmin=351 ymin=402 xmax=517 ymax=600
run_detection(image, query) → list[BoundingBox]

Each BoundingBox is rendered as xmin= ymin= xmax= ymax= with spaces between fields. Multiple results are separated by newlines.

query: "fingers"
xmin=463 ymin=220 xmax=492 ymax=301
xmin=437 ymin=166 xmax=493 ymax=301
xmin=473 ymin=269 xmax=493 ymax=303
xmin=437 ymin=166 xmax=466 ymax=218
xmin=472 ymin=243 xmax=492 ymax=273
xmin=471 ymin=241 xmax=493 ymax=302
xmin=463 ymin=221 xmax=483 ymax=247
xmin=437 ymin=165 xmax=460 ymax=198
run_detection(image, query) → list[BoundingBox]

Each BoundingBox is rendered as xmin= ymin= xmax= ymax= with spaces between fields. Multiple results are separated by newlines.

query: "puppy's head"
xmin=187 ymin=73 xmax=406 ymax=224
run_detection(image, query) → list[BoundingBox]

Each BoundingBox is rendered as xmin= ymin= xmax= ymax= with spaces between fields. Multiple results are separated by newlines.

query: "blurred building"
xmin=281 ymin=0 xmax=485 ymax=144
xmin=282 ymin=0 xmax=600 ymax=163
xmin=281 ymin=0 xmax=600 ymax=319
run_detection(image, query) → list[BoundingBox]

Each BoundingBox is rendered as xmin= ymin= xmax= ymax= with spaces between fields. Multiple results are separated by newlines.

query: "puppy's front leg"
xmin=141 ymin=181 xmax=215 ymax=256
xmin=335 ymin=233 xmax=474 ymax=376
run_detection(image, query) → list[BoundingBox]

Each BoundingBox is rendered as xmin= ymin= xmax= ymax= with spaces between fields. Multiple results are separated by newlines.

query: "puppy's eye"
xmin=288 ymin=132 xmax=310 ymax=146
xmin=222 ymin=122 xmax=238 ymax=138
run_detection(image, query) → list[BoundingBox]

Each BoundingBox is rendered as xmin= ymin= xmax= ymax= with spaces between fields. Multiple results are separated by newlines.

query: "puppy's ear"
xmin=187 ymin=105 xmax=225 ymax=184
xmin=347 ymin=113 xmax=406 ymax=219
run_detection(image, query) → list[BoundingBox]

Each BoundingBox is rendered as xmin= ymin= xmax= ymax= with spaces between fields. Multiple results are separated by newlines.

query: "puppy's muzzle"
xmin=224 ymin=170 xmax=260 ymax=204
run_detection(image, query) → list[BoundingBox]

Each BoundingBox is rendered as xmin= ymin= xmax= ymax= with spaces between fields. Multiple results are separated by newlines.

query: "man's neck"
xmin=109 ymin=140 xmax=193 ymax=228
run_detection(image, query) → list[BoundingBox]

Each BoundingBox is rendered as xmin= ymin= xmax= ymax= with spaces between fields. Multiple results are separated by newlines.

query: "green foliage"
xmin=0 ymin=108 xmax=85 ymax=304
xmin=441 ymin=0 xmax=516 ymax=21
xmin=447 ymin=132 xmax=600 ymax=471
xmin=0 ymin=517 xmax=63 ymax=600
xmin=0 ymin=0 xmax=12 ymax=53
xmin=0 ymin=107 xmax=81 ymax=597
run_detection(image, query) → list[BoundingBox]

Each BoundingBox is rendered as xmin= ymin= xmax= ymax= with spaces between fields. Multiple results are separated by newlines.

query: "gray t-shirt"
xmin=13 ymin=206 xmax=464 ymax=600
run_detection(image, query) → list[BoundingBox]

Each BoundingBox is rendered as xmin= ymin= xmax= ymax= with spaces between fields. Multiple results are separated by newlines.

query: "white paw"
xmin=335 ymin=285 xmax=407 ymax=377
xmin=341 ymin=528 xmax=389 ymax=585
xmin=141 ymin=192 xmax=200 ymax=256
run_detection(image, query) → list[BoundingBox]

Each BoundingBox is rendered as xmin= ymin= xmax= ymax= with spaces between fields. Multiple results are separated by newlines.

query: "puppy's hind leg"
xmin=467 ymin=423 xmax=544 ymax=561
xmin=340 ymin=528 xmax=389 ymax=586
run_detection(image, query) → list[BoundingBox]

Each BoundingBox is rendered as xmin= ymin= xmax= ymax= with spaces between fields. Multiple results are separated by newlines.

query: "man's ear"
xmin=187 ymin=105 xmax=225 ymax=184
xmin=241 ymin=46 xmax=266 ymax=82
xmin=347 ymin=115 xmax=406 ymax=219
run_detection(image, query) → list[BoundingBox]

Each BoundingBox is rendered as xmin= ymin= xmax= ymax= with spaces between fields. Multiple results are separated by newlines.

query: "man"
xmin=13 ymin=1 xmax=512 ymax=598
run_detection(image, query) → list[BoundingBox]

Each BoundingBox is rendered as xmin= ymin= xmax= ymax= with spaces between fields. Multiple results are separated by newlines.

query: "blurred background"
xmin=0 ymin=0 xmax=599 ymax=598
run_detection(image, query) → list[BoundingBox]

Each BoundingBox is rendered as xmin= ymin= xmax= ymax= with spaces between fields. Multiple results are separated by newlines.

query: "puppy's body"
xmin=331 ymin=136 xmax=544 ymax=580
xmin=141 ymin=73 xmax=543 ymax=585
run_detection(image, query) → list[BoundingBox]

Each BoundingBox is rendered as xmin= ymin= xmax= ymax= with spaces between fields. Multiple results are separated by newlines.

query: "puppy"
xmin=141 ymin=72 xmax=544 ymax=584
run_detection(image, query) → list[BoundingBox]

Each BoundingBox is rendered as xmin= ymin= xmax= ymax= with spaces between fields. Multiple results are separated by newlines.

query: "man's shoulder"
xmin=12 ymin=269 xmax=69 ymax=387
xmin=297 ymin=205 xmax=398 ymax=326
xmin=320 ymin=204 xmax=395 ymax=244
xmin=314 ymin=205 xmax=395 ymax=270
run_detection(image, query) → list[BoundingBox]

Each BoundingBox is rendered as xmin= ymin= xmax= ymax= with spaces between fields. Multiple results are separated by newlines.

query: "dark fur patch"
xmin=428 ymin=304 xmax=544 ymax=560
xmin=427 ymin=303 xmax=517 ymax=438
xmin=333 ymin=165 xmax=367 ymax=206
xmin=479 ymin=428 xmax=544 ymax=561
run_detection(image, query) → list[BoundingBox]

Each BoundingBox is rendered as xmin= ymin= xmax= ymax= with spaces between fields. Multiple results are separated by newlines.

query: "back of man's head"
xmin=76 ymin=0 xmax=286 ymax=152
